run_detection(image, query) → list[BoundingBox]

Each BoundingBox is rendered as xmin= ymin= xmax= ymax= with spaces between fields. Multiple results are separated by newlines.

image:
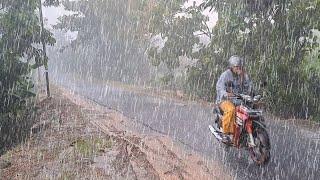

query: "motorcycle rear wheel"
xmin=249 ymin=128 xmax=271 ymax=165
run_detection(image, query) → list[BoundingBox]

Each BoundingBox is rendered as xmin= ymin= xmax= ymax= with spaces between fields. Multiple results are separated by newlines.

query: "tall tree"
xmin=199 ymin=0 xmax=320 ymax=118
xmin=52 ymin=0 xmax=156 ymax=83
xmin=0 ymin=0 xmax=56 ymax=113
xmin=147 ymin=1 xmax=211 ymax=90
xmin=147 ymin=0 xmax=320 ymax=119
xmin=0 ymin=0 xmax=57 ymax=152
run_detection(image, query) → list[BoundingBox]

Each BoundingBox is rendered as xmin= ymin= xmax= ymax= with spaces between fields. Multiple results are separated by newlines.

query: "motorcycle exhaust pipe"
xmin=248 ymin=133 xmax=256 ymax=147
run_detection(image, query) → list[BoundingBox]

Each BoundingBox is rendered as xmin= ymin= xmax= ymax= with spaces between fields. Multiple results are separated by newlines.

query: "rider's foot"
xmin=248 ymin=141 xmax=256 ymax=147
xmin=221 ymin=134 xmax=232 ymax=144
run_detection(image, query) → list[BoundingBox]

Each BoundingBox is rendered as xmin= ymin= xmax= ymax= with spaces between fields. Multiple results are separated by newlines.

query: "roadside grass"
xmin=59 ymin=170 xmax=76 ymax=180
xmin=73 ymin=137 xmax=114 ymax=158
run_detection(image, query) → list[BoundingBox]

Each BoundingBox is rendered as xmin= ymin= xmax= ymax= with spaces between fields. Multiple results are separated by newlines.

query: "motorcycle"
xmin=209 ymin=93 xmax=271 ymax=165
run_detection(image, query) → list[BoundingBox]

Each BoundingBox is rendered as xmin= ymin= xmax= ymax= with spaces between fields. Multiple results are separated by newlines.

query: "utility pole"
xmin=39 ymin=0 xmax=50 ymax=97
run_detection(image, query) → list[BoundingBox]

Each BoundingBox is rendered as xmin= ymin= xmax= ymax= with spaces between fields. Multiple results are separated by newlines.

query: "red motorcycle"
xmin=209 ymin=93 xmax=271 ymax=165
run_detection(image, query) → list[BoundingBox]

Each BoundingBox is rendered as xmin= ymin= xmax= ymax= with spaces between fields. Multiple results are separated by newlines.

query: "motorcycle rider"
xmin=216 ymin=55 xmax=252 ymax=144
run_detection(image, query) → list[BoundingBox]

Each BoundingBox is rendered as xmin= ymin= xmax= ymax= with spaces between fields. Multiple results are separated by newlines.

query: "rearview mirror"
xmin=253 ymin=95 xmax=262 ymax=101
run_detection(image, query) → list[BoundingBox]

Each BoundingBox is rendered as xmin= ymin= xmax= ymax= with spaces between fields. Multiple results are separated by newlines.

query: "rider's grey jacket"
xmin=216 ymin=69 xmax=252 ymax=104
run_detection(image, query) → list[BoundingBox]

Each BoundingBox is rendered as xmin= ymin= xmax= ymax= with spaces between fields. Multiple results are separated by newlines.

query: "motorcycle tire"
xmin=249 ymin=128 xmax=271 ymax=165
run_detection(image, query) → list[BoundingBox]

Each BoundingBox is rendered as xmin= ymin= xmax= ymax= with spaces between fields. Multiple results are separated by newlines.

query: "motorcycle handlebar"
xmin=229 ymin=93 xmax=262 ymax=102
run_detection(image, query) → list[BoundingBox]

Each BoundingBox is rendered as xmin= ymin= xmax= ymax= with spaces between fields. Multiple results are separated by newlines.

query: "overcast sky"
xmin=43 ymin=5 xmax=74 ymax=28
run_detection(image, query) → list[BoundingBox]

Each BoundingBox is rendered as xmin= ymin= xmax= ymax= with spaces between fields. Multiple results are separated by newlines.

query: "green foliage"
xmin=303 ymin=30 xmax=320 ymax=76
xmin=203 ymin=0 xmax=320 ymax=119
xmin=148 ymin=1 xmax=208 ymax=71
xmin=43 ymin=0 xmax=60 ymax=7
xmin=0 ymin=0 xmax=55 ymax=114
xmin=149 ymin=0 xmax=320 ymax=119
xmin=185 ymin=56 xmax=222 ymax=101
xmin=73 ymin=137 xmax=113 ymax=158
xmin=159 ymin=73 xmax=174 ymax=86
xmin=53 ymin=0 xmax=153 ymax=83
xmin=0 ymin=0 xmax=56 ymax=151
xmin=0 ymin=107 xmax=36 ymax=154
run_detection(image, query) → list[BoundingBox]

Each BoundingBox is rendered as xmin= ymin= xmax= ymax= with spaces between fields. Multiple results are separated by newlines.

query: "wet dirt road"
xmin=54 ymin=74 xmax=320 ymax=180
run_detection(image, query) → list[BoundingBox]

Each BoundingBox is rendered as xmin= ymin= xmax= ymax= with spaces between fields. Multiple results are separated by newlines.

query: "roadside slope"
xmin=0 ymin=86 xmax=231 ymax=180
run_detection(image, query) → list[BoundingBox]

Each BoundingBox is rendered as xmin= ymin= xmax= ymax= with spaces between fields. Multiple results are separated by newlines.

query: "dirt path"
xmin=0 ymin=86 xmax=231 ymax=180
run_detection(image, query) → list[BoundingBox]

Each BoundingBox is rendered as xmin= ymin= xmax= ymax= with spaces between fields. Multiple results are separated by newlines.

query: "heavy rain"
xmin=0 ymin=0 xmax=319 ymax=179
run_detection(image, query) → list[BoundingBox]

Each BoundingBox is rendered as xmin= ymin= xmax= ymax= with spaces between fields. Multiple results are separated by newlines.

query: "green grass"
xmin=73 ymin=137 xmax=113 ymax=157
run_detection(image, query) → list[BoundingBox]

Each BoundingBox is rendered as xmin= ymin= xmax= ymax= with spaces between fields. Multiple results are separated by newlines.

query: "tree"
xmin=199 ymin=0 xmax=320 ymax=119
xmin=53 ymin=0 xmax=155 ymax=83
xmin=147 ymin=0 xmax=320 ymax=119
xmin=147 ymin=1 xmax=211 ymax=89
xmin=0 ymin=0 xmax=57 ymax=152
xmin=0 ymin=0 xmax=56 ymax=114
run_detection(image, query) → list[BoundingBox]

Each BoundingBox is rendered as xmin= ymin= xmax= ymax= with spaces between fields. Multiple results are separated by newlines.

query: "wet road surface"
xmin=54 ymin=74 xmax=320 ymax=180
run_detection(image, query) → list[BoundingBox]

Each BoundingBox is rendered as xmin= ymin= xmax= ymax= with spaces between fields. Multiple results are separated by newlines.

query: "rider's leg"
xmin=219 ymin=100 xmax=236 ymax=135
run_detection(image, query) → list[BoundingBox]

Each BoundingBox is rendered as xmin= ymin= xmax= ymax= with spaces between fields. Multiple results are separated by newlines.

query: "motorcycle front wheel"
xmin=249 ymin=128 xmax=271 ymax=165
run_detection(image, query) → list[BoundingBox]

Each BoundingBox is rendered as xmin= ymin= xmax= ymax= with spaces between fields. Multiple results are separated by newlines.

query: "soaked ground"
xmin=0 ymin=87 xmax=230 ymax=180
xmin=52 ymin=73 xmax=320 ymax=180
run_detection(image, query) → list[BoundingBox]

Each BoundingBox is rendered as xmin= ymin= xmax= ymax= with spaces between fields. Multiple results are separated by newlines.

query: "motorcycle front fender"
xmin=253 ymin=120 xmax=267 ymax=130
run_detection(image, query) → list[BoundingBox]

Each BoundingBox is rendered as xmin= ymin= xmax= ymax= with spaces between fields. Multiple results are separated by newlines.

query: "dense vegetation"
xmin=50 ymin=0 xmax=320 ymax=120
xmin=0 ymin=0 xmax=56 ymax=152
xmin=147 ymin=0 xmax=320 ymax=120
xmin=15 ymin=0 xmax=318 ymax=122
xmin=51 ymin=0 xmax=156 ymax=84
